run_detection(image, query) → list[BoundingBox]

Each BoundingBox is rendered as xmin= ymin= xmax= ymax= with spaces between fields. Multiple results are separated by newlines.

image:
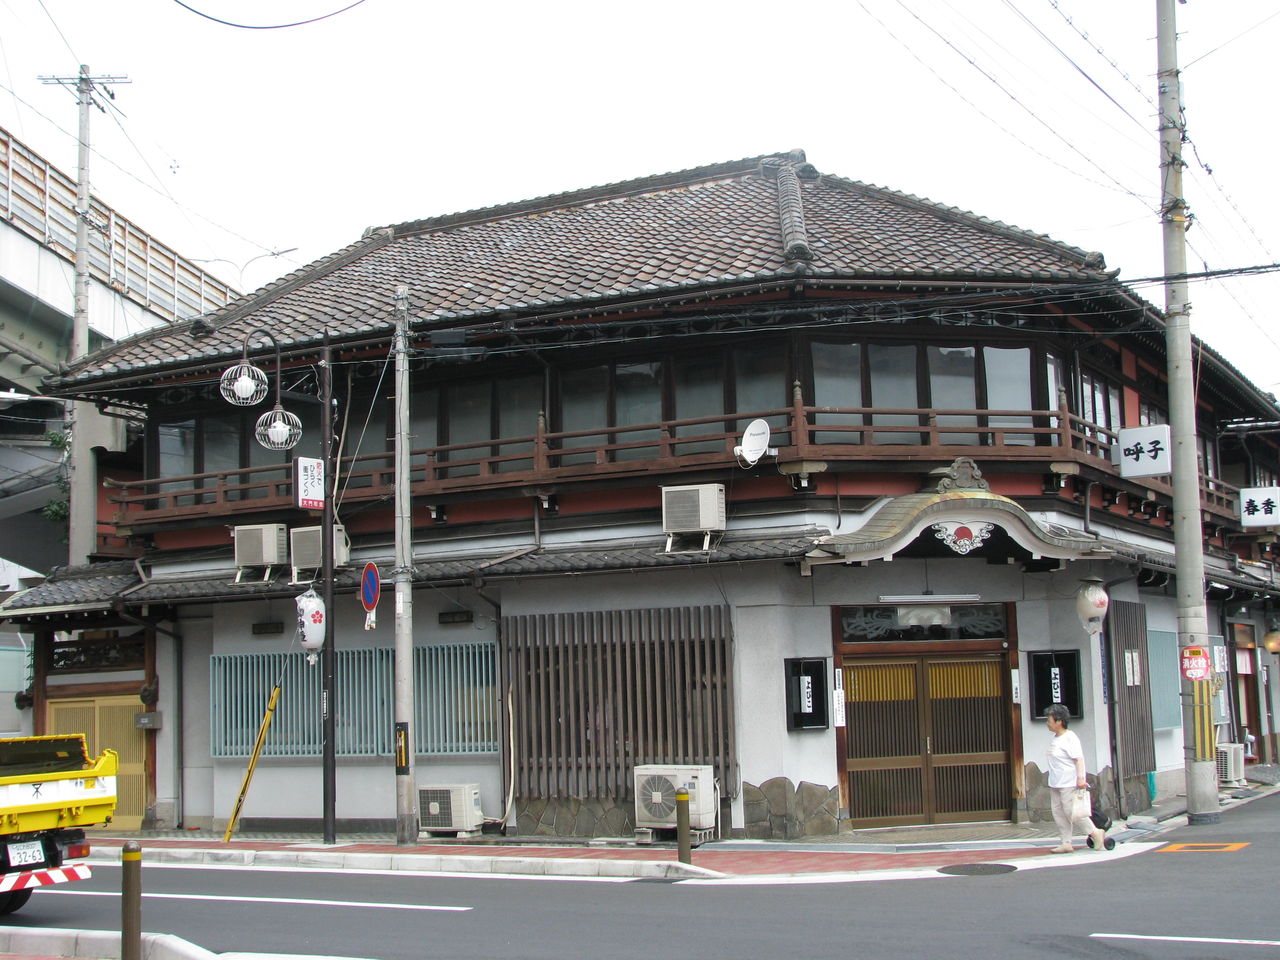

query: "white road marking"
xmin=40 ymin=889 xmax=471 ymax=911
xmin=1093 ymin=933 xmax=1280 ymax=947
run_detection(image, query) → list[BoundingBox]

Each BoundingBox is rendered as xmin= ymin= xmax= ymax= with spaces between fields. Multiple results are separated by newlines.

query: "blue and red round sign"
xmin=360 ymin=562 xmax=381 ymax=612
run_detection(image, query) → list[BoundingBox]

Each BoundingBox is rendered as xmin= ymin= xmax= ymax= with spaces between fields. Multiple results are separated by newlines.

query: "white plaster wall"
xmin=180 ymin=616 xmax=214 ymax=823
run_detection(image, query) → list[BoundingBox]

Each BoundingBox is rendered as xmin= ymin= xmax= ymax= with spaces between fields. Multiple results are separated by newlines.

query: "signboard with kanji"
xmin=294 ymin=457 xmax=325 ymax=510
xmin=1113 ymin=425 xmax=1171 ymax=479
xmin=1239 ymin=486 xmax=1280 ymax=528
xmin=1180 ymin=645 xmax=1211 ymax=681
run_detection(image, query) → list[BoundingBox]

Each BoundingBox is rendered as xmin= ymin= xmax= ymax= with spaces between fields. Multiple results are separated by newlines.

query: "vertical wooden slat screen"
xmin=502 ymin=605 xmax=736 ymax=801
xmin=1108 ymin=600 xmax=1157 ymax=777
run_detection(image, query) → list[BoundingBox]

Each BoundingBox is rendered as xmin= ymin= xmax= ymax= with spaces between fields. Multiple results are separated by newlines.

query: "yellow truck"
xmin=0 ymin=734 xmax=118 ymax=915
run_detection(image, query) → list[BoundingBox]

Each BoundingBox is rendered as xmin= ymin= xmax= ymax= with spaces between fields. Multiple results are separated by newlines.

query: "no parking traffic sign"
xmin=360 ymin=562 xmax=380 ymax=630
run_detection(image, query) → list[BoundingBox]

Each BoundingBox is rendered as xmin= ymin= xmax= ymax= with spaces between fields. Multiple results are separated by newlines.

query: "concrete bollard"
xmin=122 ymin=841 xmax=141 ymax=960
xmin=675 ymin=788 xmax=691 ymax=864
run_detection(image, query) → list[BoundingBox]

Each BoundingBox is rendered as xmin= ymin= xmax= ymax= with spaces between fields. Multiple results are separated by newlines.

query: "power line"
xmin=1003 ymin=0 xmax=1150 ymax=135
xmin=169 ymin=0 xmax=370 ymax=30
xmin=0 ymin=77 xmax=293 ymax=261
xmin=893 ymin=0 xmax=1155 ymax=212
xmin=1183 ymin=11 xmax=1280 ymax=69
xmin=856 ymin=1 xmax=1132 ymax=197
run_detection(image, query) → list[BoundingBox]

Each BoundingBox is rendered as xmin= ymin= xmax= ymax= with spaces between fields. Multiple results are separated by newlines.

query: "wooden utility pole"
xmin=1156 ymin=0 xmax=1219 ymax=823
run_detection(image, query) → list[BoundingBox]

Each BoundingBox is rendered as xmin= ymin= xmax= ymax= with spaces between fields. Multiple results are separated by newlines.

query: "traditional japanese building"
xmin=3 ymin=151 xmax=1278 ymax=837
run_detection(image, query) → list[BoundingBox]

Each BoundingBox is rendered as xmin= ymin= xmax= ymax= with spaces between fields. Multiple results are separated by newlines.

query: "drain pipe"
xmin=471 ymin=578 xmax=512 ymax=832
xmin=1082 ymin=481 xmax=1099 ymax=537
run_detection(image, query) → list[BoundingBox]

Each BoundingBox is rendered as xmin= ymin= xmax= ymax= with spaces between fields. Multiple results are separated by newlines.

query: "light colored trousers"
xmin=1049 ymin=786 xmax=1093 ymax=844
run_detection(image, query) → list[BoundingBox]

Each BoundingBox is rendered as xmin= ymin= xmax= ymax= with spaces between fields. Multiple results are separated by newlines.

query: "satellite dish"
xmin=734 ymin=418 xmax=775 ymax=467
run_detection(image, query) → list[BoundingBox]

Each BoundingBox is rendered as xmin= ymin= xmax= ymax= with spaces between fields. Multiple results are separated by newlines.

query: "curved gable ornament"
xmin=805 ymin=457 xmax=1112 ymax=569
xmin=931 ymin=520 xmax=995 ymax=555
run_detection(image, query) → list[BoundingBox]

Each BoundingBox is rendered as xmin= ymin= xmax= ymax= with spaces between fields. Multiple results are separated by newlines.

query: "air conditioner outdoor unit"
xmin=418 ymin=783 xmax=484 ymax=833
xmin=289 ymin=524 xmax=350 ymax=582
xmin=233 ymin=523 xmax=288 ymax=568
xmin=633 ymin=764 xmax=718 ymax=830
xmin=1217 ymin=743 xmax=1246 ymax=783
xmin=661 ymin=484 xmax=725 ymax=551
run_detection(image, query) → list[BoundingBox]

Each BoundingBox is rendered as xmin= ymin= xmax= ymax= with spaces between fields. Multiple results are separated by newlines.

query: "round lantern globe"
xmin=219 ymin=363 xmax=269 ymax=406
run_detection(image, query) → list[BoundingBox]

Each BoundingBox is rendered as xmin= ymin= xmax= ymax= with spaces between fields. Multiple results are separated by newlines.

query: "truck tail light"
xmin=65 ymin=842 xmax=89 ymax=860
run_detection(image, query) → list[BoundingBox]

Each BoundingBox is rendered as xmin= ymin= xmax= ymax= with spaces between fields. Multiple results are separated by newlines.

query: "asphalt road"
xmin=5 ymin=795 xmax=1277 ymax=960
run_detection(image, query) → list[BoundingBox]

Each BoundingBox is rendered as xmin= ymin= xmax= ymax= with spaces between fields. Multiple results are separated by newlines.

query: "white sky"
xmin=1 ymin=1 xmax=1278 ymax=393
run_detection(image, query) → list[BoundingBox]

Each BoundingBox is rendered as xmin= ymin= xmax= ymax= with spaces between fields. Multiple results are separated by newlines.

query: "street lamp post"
xmin=220 ymin=328 xmax=337 ymax=842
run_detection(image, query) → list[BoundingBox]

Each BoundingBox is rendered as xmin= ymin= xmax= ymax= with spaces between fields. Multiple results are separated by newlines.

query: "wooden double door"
xmin=842 ymin=655 xmax=1011 ymax=827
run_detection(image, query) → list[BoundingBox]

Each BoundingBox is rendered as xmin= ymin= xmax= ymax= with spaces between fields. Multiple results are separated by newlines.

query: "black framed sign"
xmin=1029 ymin=650 xmax=1082 ymax=719
xmin=785 ymin=658 xmax=829 ymax=730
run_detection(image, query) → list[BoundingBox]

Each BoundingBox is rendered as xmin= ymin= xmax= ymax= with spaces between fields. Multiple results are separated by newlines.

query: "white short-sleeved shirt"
xmin=1046 ymin=729 xmax=1083 ymax=788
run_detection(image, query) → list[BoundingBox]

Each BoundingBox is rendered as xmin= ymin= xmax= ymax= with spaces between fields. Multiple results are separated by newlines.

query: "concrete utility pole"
xmin=40 ymin=65 xmax=127 ymax=566
xmin=321 ymin=336 xmax=338 ymax=844
xmin=1156 ymin=0 xmax=1219 ymax=823
xmin=392 ymin=286 xmax=418 ymax=843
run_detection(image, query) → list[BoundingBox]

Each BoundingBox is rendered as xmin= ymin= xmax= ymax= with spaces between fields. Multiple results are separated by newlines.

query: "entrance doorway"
xmin=842 ymin=655 xmax=1011 ymax=826
xmin=47 ymin=696 xmax=146 ymax=830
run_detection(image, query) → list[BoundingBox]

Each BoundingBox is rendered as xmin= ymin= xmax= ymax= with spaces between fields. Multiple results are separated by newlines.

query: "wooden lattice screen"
xmin=1107 ymin=599 xmax=1157 ymax=777
xmin=502 ymin=606 xmax=737 ymax=800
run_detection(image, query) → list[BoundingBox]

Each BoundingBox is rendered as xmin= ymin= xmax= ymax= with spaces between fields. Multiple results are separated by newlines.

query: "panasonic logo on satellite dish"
xmin=734 ymin=418 xmax=777 ymax=468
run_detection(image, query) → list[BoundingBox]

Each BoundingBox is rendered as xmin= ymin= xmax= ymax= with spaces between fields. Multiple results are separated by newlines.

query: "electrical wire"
xmin=0 ymin=79 xmax=291 ymax=260
xmin=34 ymin=0 xmax=78 ymax=62
xmin=1002 ymin=0 xmax=1151 ymax=135
xmin=169 ymin=0 xmax=369 ymax=30
xmin=855 ymin=1 xmax=1131 ymax=197
xmin=1183 ymin=11 xmax=1280 ymax=69
xmin=893 ymin=0 xmax=1155 ymax=212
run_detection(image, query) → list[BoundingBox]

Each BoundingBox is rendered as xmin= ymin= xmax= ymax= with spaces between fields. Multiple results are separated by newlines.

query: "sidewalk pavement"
xmin=1 ymin=775 xmax=1274 ymax=960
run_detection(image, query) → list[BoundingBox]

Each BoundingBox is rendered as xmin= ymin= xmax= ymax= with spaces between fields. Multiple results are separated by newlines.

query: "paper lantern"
xmin=295 ymin=588 xmax=326 ymax=664
xmin=1076 ymin=577 xmax=1109 ymax=636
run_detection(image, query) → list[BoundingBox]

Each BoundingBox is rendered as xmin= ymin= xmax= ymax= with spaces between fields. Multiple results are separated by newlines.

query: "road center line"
xmin=1093 ymin=933 xmax=1280 ymax=947
xmin=40 ymin=889 xmax=471 ymax=912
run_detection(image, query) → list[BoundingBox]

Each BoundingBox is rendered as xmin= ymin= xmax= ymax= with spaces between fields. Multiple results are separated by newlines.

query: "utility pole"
xmin=321 ymin=335 xmax=338 ymax=843
xmin=1156 ymin=0 xmax=1219 ymax=824
xmin=392 ymin=286 xmax=418 ymax=843
xmin=40 ymin=65 xmax=127 ymax=566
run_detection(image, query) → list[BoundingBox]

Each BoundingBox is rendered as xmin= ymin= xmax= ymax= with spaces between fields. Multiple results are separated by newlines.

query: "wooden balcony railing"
xmin=107 ymin=392 xmax=1241 ymax=528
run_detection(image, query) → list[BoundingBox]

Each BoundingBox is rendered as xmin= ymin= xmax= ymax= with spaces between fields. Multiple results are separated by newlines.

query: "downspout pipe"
xmin=470 ymin=578 xmax=513 ymax=833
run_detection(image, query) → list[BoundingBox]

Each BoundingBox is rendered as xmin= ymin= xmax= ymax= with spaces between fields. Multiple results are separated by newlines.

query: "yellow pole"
xmin=224 ymin=684 xmax=281 ymax=842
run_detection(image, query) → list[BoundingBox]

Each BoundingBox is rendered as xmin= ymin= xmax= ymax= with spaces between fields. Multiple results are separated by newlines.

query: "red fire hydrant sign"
xmin=1180 ymin=645 xmax=1211 ymax=681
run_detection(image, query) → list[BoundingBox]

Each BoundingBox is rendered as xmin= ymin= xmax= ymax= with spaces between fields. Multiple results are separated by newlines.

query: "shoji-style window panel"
xmin=210 ymin=643 xmax=498 ymax=758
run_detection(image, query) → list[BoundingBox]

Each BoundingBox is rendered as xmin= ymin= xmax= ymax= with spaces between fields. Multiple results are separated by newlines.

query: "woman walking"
xmin=1045 ymin=703 xmax=1106 ymax=853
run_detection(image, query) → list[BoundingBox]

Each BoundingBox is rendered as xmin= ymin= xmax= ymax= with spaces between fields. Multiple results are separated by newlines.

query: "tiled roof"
xmin=53 ymin=151 xmax=1113 ymax=391
xmin=0 ymin=532 xmax=821 ymax=618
